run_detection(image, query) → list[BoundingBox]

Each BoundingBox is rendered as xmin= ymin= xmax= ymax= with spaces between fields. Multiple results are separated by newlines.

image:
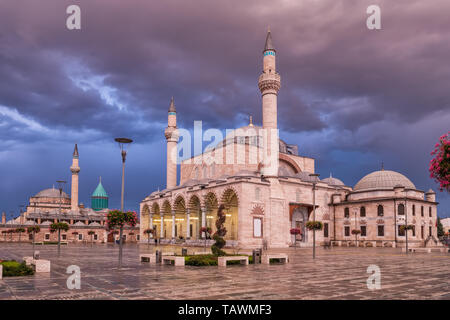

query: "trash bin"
xmin=33 ymin=251 xmax=40 ymax=260
xmin=181 ymin=248 xmax=188 ymax=256
xmin=252 ymin=249 xmax=262 ymax=264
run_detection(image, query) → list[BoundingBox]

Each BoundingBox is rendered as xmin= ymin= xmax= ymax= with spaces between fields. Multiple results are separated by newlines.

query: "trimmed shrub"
xmin=1 ymin=260 xmax=34 ymax=277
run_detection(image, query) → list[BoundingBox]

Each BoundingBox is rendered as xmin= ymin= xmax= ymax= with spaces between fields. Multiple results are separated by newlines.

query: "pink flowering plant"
xmin=106 ymin=210 xmax=138 ymax=230
xmin=429 ymin=132 xmax=450 ymax=192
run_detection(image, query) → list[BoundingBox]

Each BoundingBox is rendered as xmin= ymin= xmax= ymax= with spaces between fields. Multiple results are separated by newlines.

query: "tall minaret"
xmin=258 ymin=28 xmax=281 ymax=176
xmin=259 ymin=27 xmax=281 ymax=130
xmin=70 ymin=144 xmax=80 ymax=211
xmin=164 ymin=97 xmax=178 ymax=189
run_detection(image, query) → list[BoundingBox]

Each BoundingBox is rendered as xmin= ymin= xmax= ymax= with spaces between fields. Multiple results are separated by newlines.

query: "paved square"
xmin=0 ymin=243 xmax=449 ymax=300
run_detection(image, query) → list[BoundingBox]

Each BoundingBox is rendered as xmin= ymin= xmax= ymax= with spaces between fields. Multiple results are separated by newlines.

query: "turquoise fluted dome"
xmin=91 ymin=180 xmax=108 ymax=211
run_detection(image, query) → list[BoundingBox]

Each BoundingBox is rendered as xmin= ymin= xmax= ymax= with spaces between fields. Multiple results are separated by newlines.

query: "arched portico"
xmin=204 ymin=192 xmax=218 ymax=237
xmin=221 ymin=188 xmax=239 ymax=240
xmin=173 ymin=195 xmax=187 ymax=240
xmin=188 ymin=195 xmax=202 ymax=240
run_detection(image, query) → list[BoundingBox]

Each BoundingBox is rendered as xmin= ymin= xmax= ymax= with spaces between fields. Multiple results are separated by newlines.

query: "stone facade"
xmin=139 ymin=30 xmax=439 ymax=249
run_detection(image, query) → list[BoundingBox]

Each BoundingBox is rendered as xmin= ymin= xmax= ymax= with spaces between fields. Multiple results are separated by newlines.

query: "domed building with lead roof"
xmin=139 ymin=30 xmax=439 ymax=249
xmin=1 ymin=145 xmax=140 ymax=244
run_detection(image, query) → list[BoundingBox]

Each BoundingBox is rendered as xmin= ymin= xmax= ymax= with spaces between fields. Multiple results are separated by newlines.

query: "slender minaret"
xmin=70 ymin=144 xmax=80 ymax=211
xmin=258 ymin=28 xmax=281 ymax=176
xmin=164 ymin=97 xmax=178 ymax=188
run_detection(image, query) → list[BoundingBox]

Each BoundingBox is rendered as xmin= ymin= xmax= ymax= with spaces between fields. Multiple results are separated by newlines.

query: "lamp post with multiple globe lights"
xmin=309 ymin=173 xmax=320 ymax=259
xmin=56 ymin=180 xmax=66 ymax=257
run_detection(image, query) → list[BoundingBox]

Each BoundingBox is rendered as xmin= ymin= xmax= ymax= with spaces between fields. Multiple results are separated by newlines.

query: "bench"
xmin=218 ymin=256 xmax=249 ymax=267
xmin=403 ymin=247 xmax=449 ymax=253
xmin=262 ymin=254 xmax=289 ymax=264
xmin=140 ymin=254 xmax=157 ymax=263
xmin=23 ymin=257 xmax=50 ymax=272
xmin=193 ymin=251 xmax=210 ymax=255
xmin=33 ymin=242 xmax=43 ymax=245
xmin=161 ymin=256 xmax=185 ymax=266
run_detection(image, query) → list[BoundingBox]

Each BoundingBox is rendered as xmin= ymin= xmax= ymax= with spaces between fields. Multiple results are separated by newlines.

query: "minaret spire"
xmin=70 ymin=143 xmax=81 ymax=211
xmin=165 ymin=97 xmax=178 ymax=189
xmin=258 ymin=28 xmax=281 ymax=177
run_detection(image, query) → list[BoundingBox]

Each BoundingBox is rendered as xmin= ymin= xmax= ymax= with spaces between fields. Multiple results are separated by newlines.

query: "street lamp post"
xmin=115 ymin=137 xmax=133 ymax=268
xmin=405 ymin=189 xmax=408 ymax=254
xmin=56 ymin=180 xmax=67 ymax=257
xmin=309 ymin=173 xmax=320 ymax=259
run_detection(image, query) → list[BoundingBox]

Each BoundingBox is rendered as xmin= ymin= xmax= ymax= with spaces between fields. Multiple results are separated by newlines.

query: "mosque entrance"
xmin=290 ymin=205 xmax=310 ymax=243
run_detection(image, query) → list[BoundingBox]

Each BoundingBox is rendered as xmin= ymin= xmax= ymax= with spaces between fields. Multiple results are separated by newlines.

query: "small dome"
xmin=322 ymin=177 xmax=345 ymax=186
xmin=295 ymin=172 xmax=320 ymax=183
xmin=354 ymin=170 xmax=415 ymax=191
xmin=35 ymin=188 xmax=69 ymax=198
xmin=92 ymin=181 xmax=108 ymax=198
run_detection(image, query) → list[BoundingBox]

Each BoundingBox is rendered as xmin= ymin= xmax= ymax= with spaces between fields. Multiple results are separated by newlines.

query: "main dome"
xmin=35 ymin=188 xmax=70 ymax=198
xmin=354 ymin=170 xmax=415 ymax=191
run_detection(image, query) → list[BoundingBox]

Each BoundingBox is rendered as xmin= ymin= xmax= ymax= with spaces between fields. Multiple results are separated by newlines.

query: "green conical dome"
xmin=91 ymin=178 xmax=108 ymax=211
xmin=92 ymin=181 xmax=108 ymax=198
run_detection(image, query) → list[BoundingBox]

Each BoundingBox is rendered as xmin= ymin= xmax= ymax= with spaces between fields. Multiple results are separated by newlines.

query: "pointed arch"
xmin=220 ymin=187 xmax=239 ymax=208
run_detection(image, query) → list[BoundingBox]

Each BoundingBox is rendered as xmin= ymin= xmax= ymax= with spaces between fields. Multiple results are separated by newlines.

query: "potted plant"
xmin=211 ymin=204 xmax=227 ymax=256
xmin=200 ymin=226 xmax=212 ymax=250
xmin=351 ymin=229 xmax=361 ymax=246
xmin=106 ymin=210 xmax=138 ymax=268
xmin=290 ymin=228 xmax=301 ymax=249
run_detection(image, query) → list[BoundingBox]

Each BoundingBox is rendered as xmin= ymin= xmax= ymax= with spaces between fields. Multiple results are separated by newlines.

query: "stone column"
xmin=149 ymin=213 xmax=153 ymax=237
xmin=160 ymin=213 xmax=164 ymax=238
xmin=171 ymin=210 xmax=176 ymax=239
xmin=186 ymin=209 xmax=191 ymax=239
xmin=201 ymin=207 xmax=206 ymax=239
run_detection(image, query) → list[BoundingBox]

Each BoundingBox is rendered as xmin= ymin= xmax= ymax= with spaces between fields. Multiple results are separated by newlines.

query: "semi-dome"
xmin=35 ymin=188 xmax=69 ymax=199
xmin=354 ymin=170 xmax=415 ymax=191
xmin=322 ymin=177 xmax=345 ymax=186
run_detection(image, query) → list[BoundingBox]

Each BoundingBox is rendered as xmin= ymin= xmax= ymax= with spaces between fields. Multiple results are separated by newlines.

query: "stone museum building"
xmin=139 ymin=30 xmax=439 ymax=249
xmin=0 ymin=145 xmax=139 ymax=244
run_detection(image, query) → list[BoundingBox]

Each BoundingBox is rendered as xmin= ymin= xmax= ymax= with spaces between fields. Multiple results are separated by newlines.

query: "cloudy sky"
xmin=1 ymin=0 xmax=449 ymax=218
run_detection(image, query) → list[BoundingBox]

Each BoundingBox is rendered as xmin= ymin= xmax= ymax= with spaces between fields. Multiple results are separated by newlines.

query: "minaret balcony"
xmin=258 ymin=72 xmax=281 ymax=93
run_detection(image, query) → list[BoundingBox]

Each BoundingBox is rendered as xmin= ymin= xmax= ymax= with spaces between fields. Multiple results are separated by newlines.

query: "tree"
xmin=106 ymin=210 xmax=138 ymax=268
xmin=351 ymin=229 xmax=361 ymax=246
xmin=15 ymin=228 xmax=25 ymax=242
xmin=211 ymin=204 xmax=227 ymax=256
xmin=437 ymin=217 xmax=444 ymax=238
xmin=88 ymin=231 xmax=95 ymax=245
xmin=27 ymin=226 xmax=41 ymax=254
xmin=143 ymin=228 xmax=153 ymax=246
xmin=200 ymin=226 xmax=212 ymax=250
xmin=429 ymin=132 xmax=450 ymax=192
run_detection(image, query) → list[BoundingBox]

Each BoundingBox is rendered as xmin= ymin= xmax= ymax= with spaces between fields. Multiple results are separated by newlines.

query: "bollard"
xmin=181 ymin=248 xmax=188 ymax=256
xmin=33 ymin=251 xmax=40 ymax=260
xmin=155 ymin=250 xmax=162 ymax=263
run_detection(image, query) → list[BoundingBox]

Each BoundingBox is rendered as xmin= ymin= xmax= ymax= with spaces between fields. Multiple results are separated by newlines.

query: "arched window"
xmin=429 ymin=207 xmax=432 ymax=217
xmin=360 ymin=206 xmax=366 ymax=217
xmin=211 ymin=163 xmax=216 ymax=177
xmin=421 ymin=206 xmax=424 ymax=217
xmin=398 ymin=204 xmax=405 ymax=215
xmin=412 ymin=205 xmax=415 ymax=216
xmin=255 ymin=187 xmax=260 ymax=201
xmin=344 ymin=207 xmax=350 ymax=218
xmin=377 ymin=205 xmax=384 ymax=217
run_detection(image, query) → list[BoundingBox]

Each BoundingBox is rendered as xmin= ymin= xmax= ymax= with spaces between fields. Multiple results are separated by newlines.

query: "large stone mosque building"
xmin=139 ymin=30 xmax=440 ymax=249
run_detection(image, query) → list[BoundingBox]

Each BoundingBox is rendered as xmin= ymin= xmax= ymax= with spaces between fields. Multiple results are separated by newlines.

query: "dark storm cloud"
xmin=0 ymin=0 xmax=449 ymax=215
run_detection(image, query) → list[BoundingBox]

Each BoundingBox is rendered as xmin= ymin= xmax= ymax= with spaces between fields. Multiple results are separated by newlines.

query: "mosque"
xmin=139 ymin=29 xmax=440 ymax=249
xmin=0 ymin=145 xmax=139 ymax=244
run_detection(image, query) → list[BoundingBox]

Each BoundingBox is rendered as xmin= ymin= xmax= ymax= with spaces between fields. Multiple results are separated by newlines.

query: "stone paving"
xmin=0 ymin=243 xmax=449 ymax=300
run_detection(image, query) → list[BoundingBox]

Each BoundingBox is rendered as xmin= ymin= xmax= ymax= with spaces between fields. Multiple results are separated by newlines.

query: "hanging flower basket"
xmin=429 ymin=132 xmax=450 ymax=192
xmin=50 ymin=222 xmax=69 ymax=233
xmin=27 ymin=226 xmax=40 ymax=234
xmin=290 ymin=228 xmax=301 ymax=235
xmin=351 ymin=229 xmax=361 ymax=235
xmin=306 ymin=221 xmax=323 ymax=231
xmin=399 ymin=225 xmax=414 ymax=232
xmin=143 ymin=229 xmax=154 ymax=234
xmin=200 ymin=227 xmax=212 ymax=235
